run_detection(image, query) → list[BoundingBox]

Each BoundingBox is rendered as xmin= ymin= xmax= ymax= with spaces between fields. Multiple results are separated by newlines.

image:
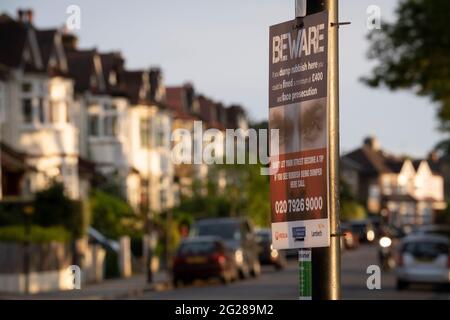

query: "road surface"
xmin=138 ymin=244 xmax=450 ymax=300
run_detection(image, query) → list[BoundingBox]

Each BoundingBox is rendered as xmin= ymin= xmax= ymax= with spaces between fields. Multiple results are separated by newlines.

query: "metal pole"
xmin=311 ymin=0 xmax=341 ymax=300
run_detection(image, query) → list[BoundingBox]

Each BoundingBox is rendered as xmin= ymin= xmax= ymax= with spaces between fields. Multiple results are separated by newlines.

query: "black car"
xmin=191 ymin=218 xmax=261 ymax=278
xmin=350 ymin=220 xmax=376 ymax=243
xmin=255 ymin=229 xmax=286 ymax=270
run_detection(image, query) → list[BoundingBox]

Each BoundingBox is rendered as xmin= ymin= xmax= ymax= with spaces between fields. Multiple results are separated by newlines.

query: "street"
xmin=138 ymin=244 xmax=450 ymax=300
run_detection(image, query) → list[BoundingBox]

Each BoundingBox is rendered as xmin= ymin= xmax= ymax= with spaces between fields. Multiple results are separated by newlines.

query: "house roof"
xmin=99 ymin=52 xmax=127 ymax=96
xmin=35 ymin=29 xmax=56 ymax=68
xmin=122 ymin=70 xmax=146 ymax=105
xmin=342 ymin=145 xmax=405 ymax=175
xmin=226 ymin=104 xmax=246 ymax=129
xmin=66 ymin=49 xmax=104 ymax=94
xmin=166 ymin=87 xmax=185 ymax=112
xmin=166 ymin=86 xmax=198 ymax=121
xmin=36 ymin=28 xmax=69 ymax=77
xmin=0 ymin=14 xmax=28 ymax=68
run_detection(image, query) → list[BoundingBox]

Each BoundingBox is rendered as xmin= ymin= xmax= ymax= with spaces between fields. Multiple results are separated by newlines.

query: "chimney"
xmin=428 ymin=151 xmax=439 ymax=162
xmin=363 ymin=136 xmax=380 ymax=151
xmin=17 ymin=9 xmax=33 ymax=24
xmin=62 ymin=32 xmax=78 ymax=51
xmin=149 ymin=67 xmax=163 ymax=102
xmin=184 ymin=83 xmax=195 ymax=112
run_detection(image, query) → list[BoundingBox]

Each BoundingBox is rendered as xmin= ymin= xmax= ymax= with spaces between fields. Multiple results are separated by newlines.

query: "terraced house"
xmin=0 ymin=11 xmax=80 ymax=199
xmin=341 ymin=137 xmax=447 ymax=227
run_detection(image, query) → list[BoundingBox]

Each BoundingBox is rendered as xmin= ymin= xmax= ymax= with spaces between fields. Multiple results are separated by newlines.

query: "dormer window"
xmin=109 ymin=71 xmax=117 ymax=86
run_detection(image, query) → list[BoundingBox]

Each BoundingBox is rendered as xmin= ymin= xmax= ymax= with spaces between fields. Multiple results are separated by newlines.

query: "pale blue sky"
xmin=1 ymin=0 xmax=445 ymax=157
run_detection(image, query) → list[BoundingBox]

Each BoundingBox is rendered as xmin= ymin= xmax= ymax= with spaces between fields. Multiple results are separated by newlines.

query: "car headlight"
xmin=379 ymin=236 xmax=392 ymax=248
xmin=270 ymin=249 xmax=279 ymax=259
xmin=366 ymin=230 xmax=375 ymax=242
xmin=235 ymin=249 xmax=244 ymax=264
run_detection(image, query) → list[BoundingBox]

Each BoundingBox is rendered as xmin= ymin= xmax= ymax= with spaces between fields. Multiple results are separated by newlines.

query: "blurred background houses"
xmin=0 ymin=9 xmax=250 ymax=293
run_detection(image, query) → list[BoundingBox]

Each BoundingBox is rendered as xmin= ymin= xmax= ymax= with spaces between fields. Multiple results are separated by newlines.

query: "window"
xmin=88 ymin=114 xmax=99 ymax=136
xmin=103 ymin=115 xmax=117 ymax=137
xmin=38 ymin=98 xmax=45 ymax=123
xmin=22 ymin=98 xmax=33 ymax=123
xmin=140 ymin=118 xmax=151 ymax=147
xmin=155 ymin=117 xmax=166 ymax=147
xmin=22 ymin=82 xmax=32 ymax=93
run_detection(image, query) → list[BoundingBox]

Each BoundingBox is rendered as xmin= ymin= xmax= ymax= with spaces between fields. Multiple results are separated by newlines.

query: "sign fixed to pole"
xmin=269 ymin=11 xmax=329 ymax=249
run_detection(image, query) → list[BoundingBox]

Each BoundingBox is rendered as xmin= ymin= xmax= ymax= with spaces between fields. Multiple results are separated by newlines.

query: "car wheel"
xmin=172 ymin=278 xmax=182 ymax=288
xmin=275 ymin=263 xmax=284 ymax=271
xmin=396 ymin=279 xmax=409 ymax=290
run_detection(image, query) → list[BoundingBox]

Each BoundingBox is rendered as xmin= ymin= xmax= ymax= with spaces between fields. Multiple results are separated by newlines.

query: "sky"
xmin=1 ymin=0 xmax=445 ymax=157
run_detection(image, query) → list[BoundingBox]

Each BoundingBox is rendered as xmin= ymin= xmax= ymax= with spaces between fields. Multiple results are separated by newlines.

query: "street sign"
xmin=269 ymin=11 xmax=329 ymax=249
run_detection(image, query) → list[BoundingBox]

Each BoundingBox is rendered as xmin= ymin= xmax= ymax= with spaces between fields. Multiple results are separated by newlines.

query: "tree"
xmin=340 ymin=179 xmax=367 ymax=221
xmin=363 ymin=0 xmax=450 ymax=140
xmin=89 ymin=189 xmax=140 ymax=239
xmin=174 ymin=163 xmax=271 ymax=227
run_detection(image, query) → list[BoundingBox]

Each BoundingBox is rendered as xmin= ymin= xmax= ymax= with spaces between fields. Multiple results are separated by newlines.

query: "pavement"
xmin=2 ymin=244 xmax=450 ymax=300
xmin=0 ymin=271 xmax=170 ymax=300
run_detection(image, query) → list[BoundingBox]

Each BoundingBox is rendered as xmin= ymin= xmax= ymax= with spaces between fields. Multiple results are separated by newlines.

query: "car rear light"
xmin=173 ymin=256 xmax=184 ymax=266
xmin=211 ymin=253 xmax=226 ymax=265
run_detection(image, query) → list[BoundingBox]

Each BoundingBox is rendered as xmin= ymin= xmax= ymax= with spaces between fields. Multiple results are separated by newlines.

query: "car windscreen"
xmin=402 ymin=241 xmax=448 ymax=259
xmin=194 ymin=222 xmax=240 ymax=240
xmin=178 ymin=241 xmax=218 ymax=255
xmin=256 ymin=232 xmax=271 ymax=243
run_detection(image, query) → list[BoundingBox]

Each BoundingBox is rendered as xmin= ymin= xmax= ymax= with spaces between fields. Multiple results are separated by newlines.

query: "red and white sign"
xmin=269 ymin=11 xmax=330 ymax=249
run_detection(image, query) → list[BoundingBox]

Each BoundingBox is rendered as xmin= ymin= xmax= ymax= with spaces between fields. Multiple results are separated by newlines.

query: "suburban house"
xmin=123 ymin=69 xmax=175 ymax=213
xmin=341 ymin=137 xmax=446 ymax=226
xmin=166 ymin=84 xmax=207 ymax=197
xmin=0 ymin=12 xmax=80 ymax=199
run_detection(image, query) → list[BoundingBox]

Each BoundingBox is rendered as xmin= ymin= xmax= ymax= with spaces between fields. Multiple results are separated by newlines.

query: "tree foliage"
xmin=363 ymin=0 xmax=450 ymax=134
xmin=89 ymin=189 xmax=140 ymax=239
xmin=174 ymin=163 xmax=271 ymax=228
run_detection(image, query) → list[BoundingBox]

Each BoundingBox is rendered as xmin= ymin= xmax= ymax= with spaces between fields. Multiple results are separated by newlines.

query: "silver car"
xmin=396 ymin=234 xmax=450 ymax=290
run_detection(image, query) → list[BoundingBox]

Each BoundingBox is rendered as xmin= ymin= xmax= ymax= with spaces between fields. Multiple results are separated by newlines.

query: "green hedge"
xmin=0 ymin=225 xmax=71 ymax=243
xmin=0 ymin=183 xmax=89 ymax=238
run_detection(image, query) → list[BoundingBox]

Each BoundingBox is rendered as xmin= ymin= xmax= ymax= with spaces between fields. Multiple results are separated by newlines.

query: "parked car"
xmin=172 ymin=236 xmax=238 ymax=286
xmin=255 ymin=229 xmax=286 ymax=270
xmin=414 ymin=225 xmax=450 ymax=239
xmin=191 ymin=218 xmax=261 ymax=278
xmin=396 ymin=234 xmax=450 ymax=290
xmin=350 ymin=220 xmax=376 ymax=243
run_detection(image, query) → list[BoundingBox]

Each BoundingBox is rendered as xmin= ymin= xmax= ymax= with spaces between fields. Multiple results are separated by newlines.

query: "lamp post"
xmin=294 ymin=0 xmax=342 ymax=300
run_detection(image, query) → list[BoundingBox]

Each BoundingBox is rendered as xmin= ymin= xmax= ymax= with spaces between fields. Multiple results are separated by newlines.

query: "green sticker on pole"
xmin=298 ymin=248 xmax=312 ymax=300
